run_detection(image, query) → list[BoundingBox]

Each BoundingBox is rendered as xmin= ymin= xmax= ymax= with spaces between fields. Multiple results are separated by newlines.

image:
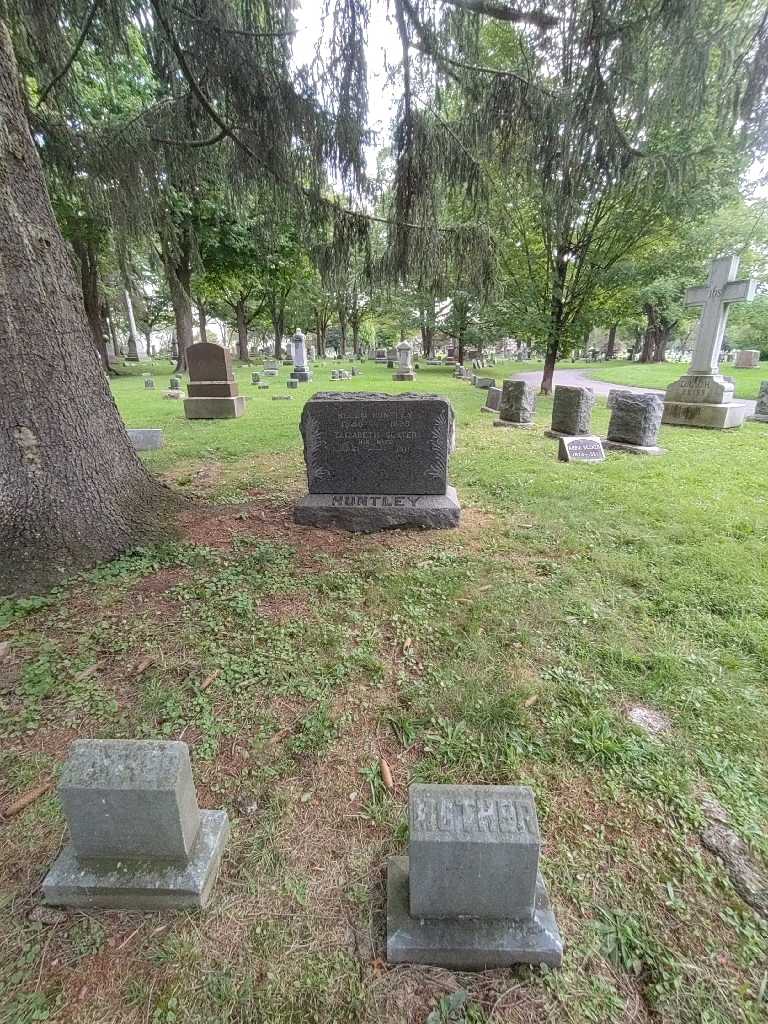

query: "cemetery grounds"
xmin=1 ymin=360 xmax=767 ymax=1024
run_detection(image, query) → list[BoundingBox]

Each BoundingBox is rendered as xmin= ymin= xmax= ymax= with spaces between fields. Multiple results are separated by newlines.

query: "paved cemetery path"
xmin=510 ymin=368 xmax=757 ymax=414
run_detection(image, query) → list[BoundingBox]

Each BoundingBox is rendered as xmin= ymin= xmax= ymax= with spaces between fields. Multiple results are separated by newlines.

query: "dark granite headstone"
xmin=184 ymin=343 xmax=244 ymax=419
xmin=605 ymin=392 xmax=665 ymax=454
xmin=557 ymin=435 xmax=605 ymax=462
xmin=547 ymin=385 xmax=595 ymax=436
xmin=494 ymin=380 xmax=535 ymax=427
xmin=294 ymin=393 xmax=460 ymax=531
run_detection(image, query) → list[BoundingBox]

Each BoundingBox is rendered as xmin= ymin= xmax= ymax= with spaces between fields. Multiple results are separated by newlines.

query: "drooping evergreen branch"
xmin=440 ymin=0 xmax=557 ymax=30
xmin=35 ymin=0 xmax=100 ymax=107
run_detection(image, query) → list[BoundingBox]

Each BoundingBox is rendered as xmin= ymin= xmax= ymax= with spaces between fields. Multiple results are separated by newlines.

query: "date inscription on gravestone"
xmin=558 ymin=435 xmax=605 ymax=463
xmin=300 ymin=392 xmax=452 ymax=495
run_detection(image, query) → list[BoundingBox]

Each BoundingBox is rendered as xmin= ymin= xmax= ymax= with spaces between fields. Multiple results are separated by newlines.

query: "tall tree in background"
xmin=393 ymin=0 xmax=768 ymax=390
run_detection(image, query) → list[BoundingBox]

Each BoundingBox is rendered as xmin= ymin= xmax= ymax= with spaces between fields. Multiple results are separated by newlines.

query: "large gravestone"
xmin=294 ymin=393 xmax=460 ymax=531
xmin=663 ymin=256 xmax=755 ymax=428
xmin=43 ymin=740 xmax=229 ymax=909
xmin=734 ymin=349 xmax=760 ymax=368
xmin=184 ymin=343 xmax=245 ymax=419
xmin=545 ymin=385 xmax=595 ymax=437
xmin=604 ymin=392 xmax=665 ymax=455
xmin=290 ymin=329 xmax=312 ymax=382
xmin=387 ymin=784 xmax=562 ymax=969
xmin=392 ymin=341 xmax=416 ymax=382
xmin=748 ymin=381 xmax=768 ymax=423
xmin=494 ymin=380 xmax=535 ymax=428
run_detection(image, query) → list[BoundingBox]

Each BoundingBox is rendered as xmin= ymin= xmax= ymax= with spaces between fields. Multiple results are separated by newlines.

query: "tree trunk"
xmin=73 ymin=237 xmax=110 ymax=372
xmin=0 ymin=21 xmax=173 ymax=595
xmin=104 ymin=299 xmax=119 ymax=358
xmin=606 ymin=324 xmax=617 ymax=360
xmin=197 ymin=301 xmax=207 ymax=343
xmin=144 ymin=329 xmax=153 ymax=358
xmin=161 ymin=226 xmax=194 ymax=373
xmin=124 ymin=289 xmax=140 ymax=360
xmin=235 ymin=298 xmax=250 ymax=362
xmin=640 ymin=304 xmax=658 ymax=363
xmin=420 ymin=300 xmax=435 ymax=358
xmin=338 ymin=310 xmax=347 ymax=357
xmin=314 ymin=310 xmax=327 ymax=357
xmin=352 ymin=320 xmax=360 ymax=356
xmin=540 ymin=256 xmax=567 ymax=394
xmin=271 ymin=302 xmax=285 ymax=359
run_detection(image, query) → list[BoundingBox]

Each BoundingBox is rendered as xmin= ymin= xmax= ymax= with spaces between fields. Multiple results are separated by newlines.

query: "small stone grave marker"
xmin=481 ymin=387 xmax=502 ymax=413
xmin=387 ymin=784 xmax=562 ymax=968
xmin=43 ymin=740 xmax=229 ymax=909
xmin=143 ymin=377 xmax=155 ymax=390
xmin=734 ymin=349 xmax=760 ymax=368
xmin=127 ymin=428 xmax=164 ymax=451
xmin=557 ymin=435 xmax=605 ymax=462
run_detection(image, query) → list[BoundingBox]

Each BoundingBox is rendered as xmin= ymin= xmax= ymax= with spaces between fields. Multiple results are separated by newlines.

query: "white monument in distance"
xmin=663 ymin=255 xmax=757 ymax=429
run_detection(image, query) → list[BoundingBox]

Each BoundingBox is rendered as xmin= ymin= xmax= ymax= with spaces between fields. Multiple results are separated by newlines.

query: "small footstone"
xmin=127 ymin=428 xmax=164 ymax=451
xmin=386 ymin=784 xmax=562 ymax=969
xmin=43 ymin=740 xmax=229 ymax=910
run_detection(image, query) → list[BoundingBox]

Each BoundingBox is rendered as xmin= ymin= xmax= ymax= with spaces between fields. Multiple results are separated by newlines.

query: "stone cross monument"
xmin=663 ymin=256 xmax=756 ymax=429
xmin=290 ymin=329 xmax=312 ymax=382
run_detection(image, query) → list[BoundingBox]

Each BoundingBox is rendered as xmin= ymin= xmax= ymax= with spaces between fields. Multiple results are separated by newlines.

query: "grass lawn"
xmin=579 ymin=359 xmax=768 ymax=400
xmin=1 ymin=359 xmax=767 ymax=1023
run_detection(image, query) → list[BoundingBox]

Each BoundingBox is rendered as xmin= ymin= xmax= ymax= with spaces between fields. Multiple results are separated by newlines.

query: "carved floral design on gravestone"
xmin=427 ymin=410 xmax=449 ymax=486
xmin=304 ymin=414 xmax=329 ymax=486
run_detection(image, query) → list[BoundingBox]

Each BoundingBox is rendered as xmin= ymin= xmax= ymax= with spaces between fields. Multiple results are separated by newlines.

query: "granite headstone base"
xmin=494 ymin=420 xmax=534 ymax=429
xmin=291 ymin=370 xmax=312 ymax=382
xmin=662 ymin=401 xmax=746 ymax=429
xmin=43 ymin=810 xmax=229 ymax=910
xmin=386 ymin=857 xmax=563 ymax=969
xmin=392 ymin=372 xmax=416 ymax=381
xmin=294 ymin=487 xmax=460 ymax=532
xmin=603 ymin=439 xmax=665 ymax=455
xmin=184 ymin=396 xmax=246 ymax=419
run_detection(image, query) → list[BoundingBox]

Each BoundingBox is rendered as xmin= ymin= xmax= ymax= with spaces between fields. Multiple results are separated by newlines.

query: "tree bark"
xmin=540 ymin=255 xmax=567 ymax=394
xmin=338 ymin=308 xmax=347 ymax=357
xmin=640 ymin=304 xmax=657 ymax=363
xmin=0 ymin=20 xmax=173 ymax=595
xmin=73 ymin=238 xmax=110 ymax=372
xmin=197 ymin=301 xmax=207 ymax=343
xmin=123 ymin=289 xmax=140 ymax=360
xmin=314 ymin=309 xmax=327 ymax=357
xmin=144 ymin=329 xmax=153 ymax=358
xmin=606 ymin=324 xmax=617 ymax=359
xmin=235 ymin=297 xmax=250 ymax=361
xmin=161 ymin=225 xmax=194 ymax=373
xmin=271 ymin=300 xmax=285 ymax=359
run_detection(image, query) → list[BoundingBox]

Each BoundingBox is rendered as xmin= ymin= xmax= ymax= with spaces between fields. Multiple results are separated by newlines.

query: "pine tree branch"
xmin=36 ymin=0 xmax=101 ymax=108
xmin=151 ymin=127 xmax=227 ymax=147
xmin=440 ymin=0 xmax=557 ymax=30
xmin=171 ymin=3 xmax=296 ymax=39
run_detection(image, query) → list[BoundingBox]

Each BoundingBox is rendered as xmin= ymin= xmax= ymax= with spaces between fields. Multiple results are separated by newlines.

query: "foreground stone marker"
xmin=387 ymin=784 xmax=563 ymax=969
xmin=43 ymin=740 xmax=229 ymax=910
xmin=184 ymin=342 xmax=245 ymax=419
xmin=557 ymin=435 xmax=605 ymax=463
xmin=494 ymin=379 xmax=535 ymax=428
xmin=604 ymin=392 xmax=665 ymax=455
xmin=747 ymin=381 xmax=768 ymax=422
xmin=545 ymin=385 xmax=595 ymax=437
xmin=127 ymin=428 xmax=164 ymax=451
xmin=143 ymin=376 xmax=155 ymax=390
xmin=663 ymin=256 xmax=756 ymax=429
xmin=294 ymin=392 xmax=460 ymax=531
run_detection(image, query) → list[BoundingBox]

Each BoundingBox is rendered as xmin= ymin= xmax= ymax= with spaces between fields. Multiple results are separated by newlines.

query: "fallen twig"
xmin=2 ymin=779 xmax=54 ymax=819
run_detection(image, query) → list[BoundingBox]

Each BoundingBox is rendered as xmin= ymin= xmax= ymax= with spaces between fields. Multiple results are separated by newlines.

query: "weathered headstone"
xmin=494 ymin=379 xmax=535 ymax=429
xmin=545 ymin=385 xmax=595 ymax=437
xmin=43 ymin=740 xmax=229 ymax=909
xmin=257 ymin=382 xmax=270 ymax=390
xmin=557 ymin=435 xmax=605 ymax=463
xmin=747 ymin=380 xmax=768 ymax=422
xmin=184 ymin=343 xmax=245 ymax=419
xmin=374 ymin=347 xmax=388 ymax=364
xmin=733 ymin=349 xmax=760 ymax=369
xmin=127 ymin=428 xmax=164 ymax=451
xmin=287 ymin=378 xmax=298 ymax=389
xmin=251 ymin=372 xmax=261 ymax=384
xmin=387 ymin=784 xmax=562 ymax=969
xmin=143 ymin=377 xmax=155 ymax=390
xmin=387 ymin=347 xmax=397 ymax=369
xmin=481 ymin=387 xmax=502 ymax=413
xmin=392 ymin=341 xmax=416 ymax=381
xmin=663 ymin=256 xmax=756 ymax=428
xmin=474 ymin=376 xmax=495 ymax=390
xmin=604 ymin=392 xmax=665 ymax=455
xmin=294 ymin=392 xmax=460 ymax=531
xmin=169 ymin=376 xmax=181 ymax=390
xmin=290 ymin=329 xmax=312 ymax=382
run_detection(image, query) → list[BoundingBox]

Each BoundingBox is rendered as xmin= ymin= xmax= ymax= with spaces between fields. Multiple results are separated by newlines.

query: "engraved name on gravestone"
xmin=301 ymin=393 xmax=451 ymax=495
xmin=409 ymin=784 xmax=539 ymax=921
